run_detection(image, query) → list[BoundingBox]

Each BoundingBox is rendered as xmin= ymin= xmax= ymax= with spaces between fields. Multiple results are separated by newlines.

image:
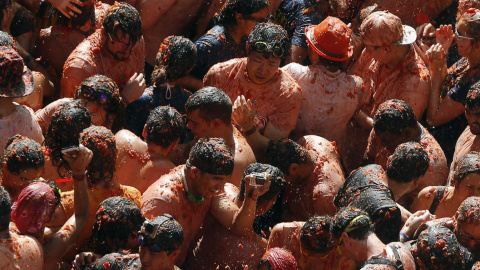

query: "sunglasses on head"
xmin=252 ymin=41 xmax=285 ymax=58
xmin=455 ymin=29 xmax=476 ymax=41
xmin=81 ymin=85 xmax=110 ymax=105
xmin=138 ymin=234 xmax=164 ymax=253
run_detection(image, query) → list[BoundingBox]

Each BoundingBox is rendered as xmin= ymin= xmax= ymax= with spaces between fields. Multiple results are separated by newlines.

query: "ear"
xmin=235 ymin=13 xmax=244 ymax=24
xmin=169 ymin=249 xmax=182 ymax=260
xmin=288 ymin=163 xmax=300 ymax=176
xmin=189 ymin=165 xmax=201 ymax=179
xmin=342 ymin=232 xmax=351 ymax=247
xmin=142 ymin=125 xmax=147 ymax=139
xmin=211 ymin=118 xmax=223 ymax=128
xmin=401 ymin=126 xmax=415 ymax=141
xmin=246 ymin=42 xmax=250 ymax=54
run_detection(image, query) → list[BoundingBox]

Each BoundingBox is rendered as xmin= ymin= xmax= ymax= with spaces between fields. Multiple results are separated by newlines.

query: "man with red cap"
xmin=349 ymin=11 xmax=431 ymax=170
xmin=282 ymin=16 xmax=369 ymax=171
xmin=258 ymin=248 xmax=299 ymax=270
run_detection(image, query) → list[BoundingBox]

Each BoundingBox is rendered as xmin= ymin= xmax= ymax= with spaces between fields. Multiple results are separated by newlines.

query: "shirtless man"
xmin=205 ymin=23 xmax=302 ymax=158
xmin=333 ymin=208 xmax=416 ymax=270
xmin=185 ymin=163 xmax=285 ymax=269
xmin=0 ymin=186 xmax=43 ymax=270
xmin=115 ymin=106 xmax=184 ymax=193
xmin=142 ymin=138 xmax=269 ymax=266
xmin=183 ymin=87 xmax=256 ymax=187
xmin=281 ymin=16 xmax=368 ymax=170
xmin=264 ymin=135 xmax=345 ymax=220
xmin=364 ymin=99 xmax=448 ymax=207
xmin=450 ymin=85 xmax=480 ymax=184
xmin=61 ymin=2 xmax=145 ymax=103
xmin=268 ymin=216 xmax=356 ymax=270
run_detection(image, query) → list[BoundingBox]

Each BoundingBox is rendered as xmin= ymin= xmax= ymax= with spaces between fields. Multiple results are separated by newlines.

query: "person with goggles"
xmin=204 ymin=22 xmax=302 ymax=160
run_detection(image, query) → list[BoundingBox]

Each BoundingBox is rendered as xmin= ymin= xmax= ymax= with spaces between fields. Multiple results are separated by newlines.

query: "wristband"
xmin=72 ymin=172 xmax=85 ymax=181
xmin=120 ymin=95 xmax=129 ymax=107
xmin=399 ymin=231 xmax=410 ymax=242
xmin=244 ymin=125 xmax=257 ymax=136
xmin=24 ymin=55 xmax=34 ymax=65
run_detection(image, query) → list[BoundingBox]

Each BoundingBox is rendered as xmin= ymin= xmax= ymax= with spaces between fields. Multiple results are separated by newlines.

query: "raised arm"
xmin=136 ymin=0 xmax=176 ymax=30
xmin=43 ymin=145 xmax=92 ymax=270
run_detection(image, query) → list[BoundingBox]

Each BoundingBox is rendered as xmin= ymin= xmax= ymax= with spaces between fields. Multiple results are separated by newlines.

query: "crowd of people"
xmin=1 ymin=0 xmax=480 ymax=269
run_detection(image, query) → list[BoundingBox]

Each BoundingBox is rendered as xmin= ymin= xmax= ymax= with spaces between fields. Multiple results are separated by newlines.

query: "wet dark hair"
xmin=80 ymin=126 xmax=117 ymax=186
xmin=238 ymin=163 xmax=286 ymax=204
xmin=0 ymin=0 xmax=12 ymax=9
xmin=214 ymin=0 xmax=269 ymax=27
xmin=457 ymin=196 xmax=480 ymax=223
xmin=45 ymin=100 xmax=91 ymax=178
xmin=300 ymin=215 xmax=334 ymax=254
xmin=466 ymin=81 xmax=480 ymax=111
xmin=373 ymin=99 xmax=417 ymax=136
xmin=334 ymin=164 xmax=402 ymax=243
xmin=386 ymin=141 xmax=429 ymax=183
xmin=0 ymin=31 xmax=15 ymax=50
xmin=4 ymin=135 xmax=45 ymax=175
xmin=92 ymin=197 xmax=144 ymax=255
xmin=247 ymin=23 xmax=289 ymax=59
xmin=332 ymin=207 xmax=373 ymax=240
xmin=185 ymin=86 xmax=232 ymax=125
xmin=186 ymin=137 xmax=234 ymax=176
xmin=414 ymin=225 xmax=473 ymax=270
xmin=453 ymin=152 xmax=480 ymax=185
xmin=144 ymin=214 xmax=184 ymax=253
xmin=56 ymin=0 xmax=95 ymax=32
xmin=265 ymin=139 xmax=310 ymax=175
xmin=103 ymin=2 xmax=142 ymax=45
xmin=0 ymin=186 xmax=11 ymax=230
xmin=460 ymin=8 xmax=480 ymax=40
xmin=91 ymin=253 xmax=138 ymax=270
xmin=151 ymin=36 xmax=196 ymax=86
xmin=145 ymin=106 xmax=184 ymax=148
xmin=74 ymin=75 xmax=125 ymax=133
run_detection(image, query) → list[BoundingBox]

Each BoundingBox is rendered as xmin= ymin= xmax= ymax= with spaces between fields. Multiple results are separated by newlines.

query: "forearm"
xmin=73 ymin=175 xmax=90 ymax=225
xmin=426 ymin=65 xmax=448 ymax=126
xmin=244 ymin=130 xmax=270 ymax=162
xmin=353 ymin=110 xmax=373 ymax=130
xmin=231 ymin=197 xmax=257 ymax=235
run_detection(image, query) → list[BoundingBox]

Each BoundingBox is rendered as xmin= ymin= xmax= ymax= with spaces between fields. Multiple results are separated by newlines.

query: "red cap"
xmin=11 ymin=182 xmax=56 ymax=235
xmin=262 ymin=248 xmax=298 ymax=270
xmin=305 ymin=16 xmax=353 ymax=62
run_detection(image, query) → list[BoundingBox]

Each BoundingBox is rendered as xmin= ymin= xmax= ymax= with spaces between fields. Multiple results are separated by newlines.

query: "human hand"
xmin=232 ymin=95 xmax=256 ymax=132
xmin=122 ymin=72 xmax=146 ymax=105
xmin=72 ymin=252 xmax=96 ymax=270
xmin=48 ymin=0 xmax=82 ymax=19
xmin=436 ymin=24 xmax=454 ymax=51
xmin=244 ymin=172 xmax=272 ymax=201
xmin=401 ymin=210 xmax=436 ymax=240
xmin=425 ymin=43 xmax=446 ymax=71
xmin=63 ymin=144 xmax=92 ymax=176
xmin=1 ymin=6 xmax=14 ymax=33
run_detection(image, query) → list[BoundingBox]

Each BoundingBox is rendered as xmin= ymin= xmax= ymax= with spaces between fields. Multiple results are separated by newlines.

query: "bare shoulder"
xmin=410 ymin=186 xmax=437 ymax=212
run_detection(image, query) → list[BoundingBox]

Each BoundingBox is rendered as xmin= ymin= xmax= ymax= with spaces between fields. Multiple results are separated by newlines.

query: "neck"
xmin=384 ymin=45 xmax=409 ymax=69
xmin=354 ymin=234 xmax=386 ymax=265
xmin=147 ymin=144 xmax=170 ymax=160
xmin=227 ymin=24 xmax=245 ymax=45
xmin=468 ymin=54 xmax=480 ymax=69
xmin=213 ymin=125 xmax=235 ymax=148
xmin=0 ymin=98 xmax=16 ymax=116
xmin=184 ymin=167 xmax=199 ymax=198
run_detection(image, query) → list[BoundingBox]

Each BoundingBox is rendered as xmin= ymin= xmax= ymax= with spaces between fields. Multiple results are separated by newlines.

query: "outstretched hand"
xmin=232 ymin=95 xmax=256 ymax=132
xmin=63 ymin=144 xmax=93 ymax=176
xmin=48 ymin=0 xmax=82 ymax=18
xmin=244 ymin=172 xmax=272 ymax=201
xmin=436 ymin=24 xmax=455 ymax=51
xmin=122 ymin=72 xmax=146 ymax=105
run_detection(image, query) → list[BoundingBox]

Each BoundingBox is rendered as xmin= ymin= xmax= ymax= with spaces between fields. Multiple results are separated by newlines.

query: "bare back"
xmin=0 ymin=228 xmax=43 ymax=270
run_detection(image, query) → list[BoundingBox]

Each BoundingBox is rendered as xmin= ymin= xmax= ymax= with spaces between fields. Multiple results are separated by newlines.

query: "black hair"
xmin=332 ymin=207 xmax=373 ymax=240
xmin=103 ymin=2 xmax=142 ymax=45
xmin=0 ymin=186 xmax=11 ymax=230
xmin=4 ymin=135 xmax=45 ymax=175
xmin=264 ymin=139 xmax=310 ymax=175
xmin=414 ymin=225 xmax=473 ymax=270
xmin=0 ymin=0 xmax=11 ymax=9
xmin=300 ymin=215 xmax=334 ymax=254
xmin=151 ymin=36 xmax=196 ymax=87
xmin=373 ymin=99 xmax=418 ymax=136
xmin=466 ymin=81 xmax=480 ymax=111
xmin=460 ymin=8 xmax=480 ymax=40
xmin=457 ymin=196 xmax=480 ymax=223
xmin=453 ymin=152 xmax=480 ymax=185
xmin=146 ymin=214 xmax=184 ymax=252
xmin=0 ymin=31 xmax=15 ymax=49
xmin=45 ymin=100 xmax=91 ymax=178
xmin=185 ymin=86 xmax=232 ymax=125
xmin=92 ymin=197 xmax=144 ymax=255
xmin=238 ymin=163 xmax=286 ymax=204
xmin=214 ymin=0 xmax=269 ymax=28
xmin=145 ymin=106 xmax=184 ymax=148
xmin=56 ymin=0 xmax=95 ymax=32
xmin=187 ymin=137 xmax=235 ymax=176
xmin=80 ymin=126 xmax=117 ymax=186
xmin=386 ymin=141 xmax=429 ymax=183
xmin=74 ymin=75 xmax=125 ymax=133
xmin=91 ymin=253 xmax=138 ymax=270
xmin=247 ymin=23 xmax=289 ymax=59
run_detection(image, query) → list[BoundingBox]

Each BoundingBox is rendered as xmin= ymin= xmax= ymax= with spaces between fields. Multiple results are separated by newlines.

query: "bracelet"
xmin=120 ymin=95 xmax=129 ymax=107
xmin=24 ymin=55 xmax=34 ymax=65
xmin=244 ymin=125 xmax=257 ymax=136
xmin=72 ymin=172 xmax=85 ymax=181
xmin=399 ymin=231 xmax=410 ymax=242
